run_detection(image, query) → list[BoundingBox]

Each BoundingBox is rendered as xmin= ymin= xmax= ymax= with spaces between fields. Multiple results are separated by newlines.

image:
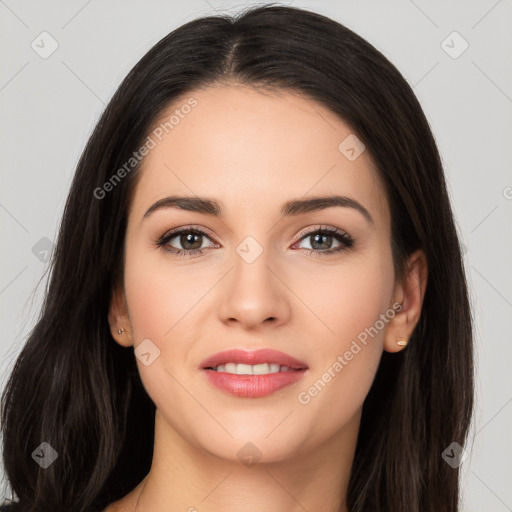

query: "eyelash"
xmin=155 ymin=225 xmax=355 ymax=258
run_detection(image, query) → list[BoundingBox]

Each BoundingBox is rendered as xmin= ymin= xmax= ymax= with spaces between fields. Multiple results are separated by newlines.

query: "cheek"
xmin=123 ymin=240 xmax=202 ymax=343
xmin=124 ymin=268 xmax=169 ymax=342
xmin=292 ymin=250 xmax=395 ymax=432
xmin=122 ymin=246 xmax=206 ymax=427
xmin=292 ymin=249 xmax=395 ymax=354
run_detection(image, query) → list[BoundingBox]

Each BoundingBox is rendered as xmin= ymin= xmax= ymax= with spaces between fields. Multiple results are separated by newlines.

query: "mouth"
xmin=199 ymin=348 xmax=308 ymax=398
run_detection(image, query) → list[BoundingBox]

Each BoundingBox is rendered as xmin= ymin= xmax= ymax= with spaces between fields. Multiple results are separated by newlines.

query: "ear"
xmin=384 ymin=249 xmax=428 ymax=353
xmin=108 ymin=283 xmax=133 ymax=348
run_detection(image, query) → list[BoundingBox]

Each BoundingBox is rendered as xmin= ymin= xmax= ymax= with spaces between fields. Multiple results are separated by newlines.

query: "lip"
xmin=200 ymin=348 xmax=308 ymax=370
xmin=200 ymin=349 xmax=309 ymax=398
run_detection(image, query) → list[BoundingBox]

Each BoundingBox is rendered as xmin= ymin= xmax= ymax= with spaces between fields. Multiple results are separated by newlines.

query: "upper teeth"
xmin=213 ymin=363 xmax=294 ymax=375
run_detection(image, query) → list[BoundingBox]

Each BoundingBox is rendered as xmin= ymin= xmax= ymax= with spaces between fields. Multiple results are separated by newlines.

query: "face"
xmin=112 ymin=84 xmax=401 ymax=464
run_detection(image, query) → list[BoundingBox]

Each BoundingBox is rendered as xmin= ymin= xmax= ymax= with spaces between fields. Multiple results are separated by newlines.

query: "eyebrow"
xmin=143 ymin=194 xmax=374 ymax=225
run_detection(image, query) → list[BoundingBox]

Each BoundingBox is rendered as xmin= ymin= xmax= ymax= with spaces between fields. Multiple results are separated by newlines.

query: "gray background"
xmin=1 ymin=0 xmax=511 ymax=509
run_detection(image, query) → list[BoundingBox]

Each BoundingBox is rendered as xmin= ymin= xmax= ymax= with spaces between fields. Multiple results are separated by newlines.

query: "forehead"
xmin=130 ymin=85 xmax=389 ymax=229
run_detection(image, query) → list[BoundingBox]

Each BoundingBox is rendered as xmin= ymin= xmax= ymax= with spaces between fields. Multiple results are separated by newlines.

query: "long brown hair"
xmin=1 ymin=4 xmax=474 ymax=511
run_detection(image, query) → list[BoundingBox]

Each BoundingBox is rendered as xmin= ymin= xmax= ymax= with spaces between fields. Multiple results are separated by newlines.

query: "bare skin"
xmin=105 ymin=84 xmax=427 ymax=512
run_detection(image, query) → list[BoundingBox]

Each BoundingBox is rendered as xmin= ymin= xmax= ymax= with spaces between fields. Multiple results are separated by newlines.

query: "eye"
xmin=155 ymin=224 xmax=354 ymax=258
xmin=155 ymin=226 xmax=218 ymax=257
xmin=293 ymin=225 xmax=354 ymax=257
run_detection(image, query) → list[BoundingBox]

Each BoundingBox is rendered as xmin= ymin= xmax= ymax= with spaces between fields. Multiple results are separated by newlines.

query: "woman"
xmin=1 ymin=4 xmax=474 ymax=511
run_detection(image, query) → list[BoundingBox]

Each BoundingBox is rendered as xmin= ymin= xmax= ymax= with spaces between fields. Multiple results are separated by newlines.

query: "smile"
xmin=200 ymin=349 xmax=309 ymax=398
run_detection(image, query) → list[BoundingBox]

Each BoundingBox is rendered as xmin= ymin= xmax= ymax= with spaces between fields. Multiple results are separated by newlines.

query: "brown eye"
xmin=156 ymin=227 xmax=217 ymax=257
xmin=294 ymin=226 xmax=354 ymax=257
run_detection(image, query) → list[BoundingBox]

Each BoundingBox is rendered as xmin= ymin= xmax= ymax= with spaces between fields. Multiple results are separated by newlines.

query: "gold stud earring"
xmin=396 ymin=337 xmax=408 ymax=347
xmin=118 ymin=328 xmax=125 ymax=335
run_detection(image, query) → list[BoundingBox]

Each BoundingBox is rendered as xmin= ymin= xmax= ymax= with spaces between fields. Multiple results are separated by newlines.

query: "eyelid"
xmin=157 ymin=224 xmax=218 ymax=243
xmin=294 ymin=224 xmax=349 ymax=241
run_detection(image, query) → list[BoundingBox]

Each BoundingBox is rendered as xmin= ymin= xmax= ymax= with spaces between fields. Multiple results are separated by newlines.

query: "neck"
xmin=110 ymin=408 xmax=359 ymax=512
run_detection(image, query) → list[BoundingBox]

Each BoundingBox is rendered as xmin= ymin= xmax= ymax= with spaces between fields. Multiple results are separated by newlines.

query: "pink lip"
xmin=200 ymin=348 xmax=308 ymax=370
xmin=200 ymin=349 xmax=309 ymax=398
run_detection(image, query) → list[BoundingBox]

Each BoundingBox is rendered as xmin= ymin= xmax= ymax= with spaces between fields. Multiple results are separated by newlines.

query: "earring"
xmin=396 ymin=337 xmax=408 ymax=347
xmin=118 ymin=328 xmax=125 ymax=335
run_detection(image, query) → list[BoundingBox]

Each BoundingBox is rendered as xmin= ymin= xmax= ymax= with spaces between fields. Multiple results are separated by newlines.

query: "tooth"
xmin=236 ymin=363 xmax=253 ymax=375
xmin=224 ymin=363 xmax=237 ymax=373
xmin=213 ymin=363 xmax=298 ymax=374
xmin=252 ymin=363 xmax=270 ymax=375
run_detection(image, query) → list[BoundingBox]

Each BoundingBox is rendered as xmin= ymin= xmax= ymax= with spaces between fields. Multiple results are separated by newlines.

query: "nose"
xmin=218 ymin=242 xmax=291 ymax=330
